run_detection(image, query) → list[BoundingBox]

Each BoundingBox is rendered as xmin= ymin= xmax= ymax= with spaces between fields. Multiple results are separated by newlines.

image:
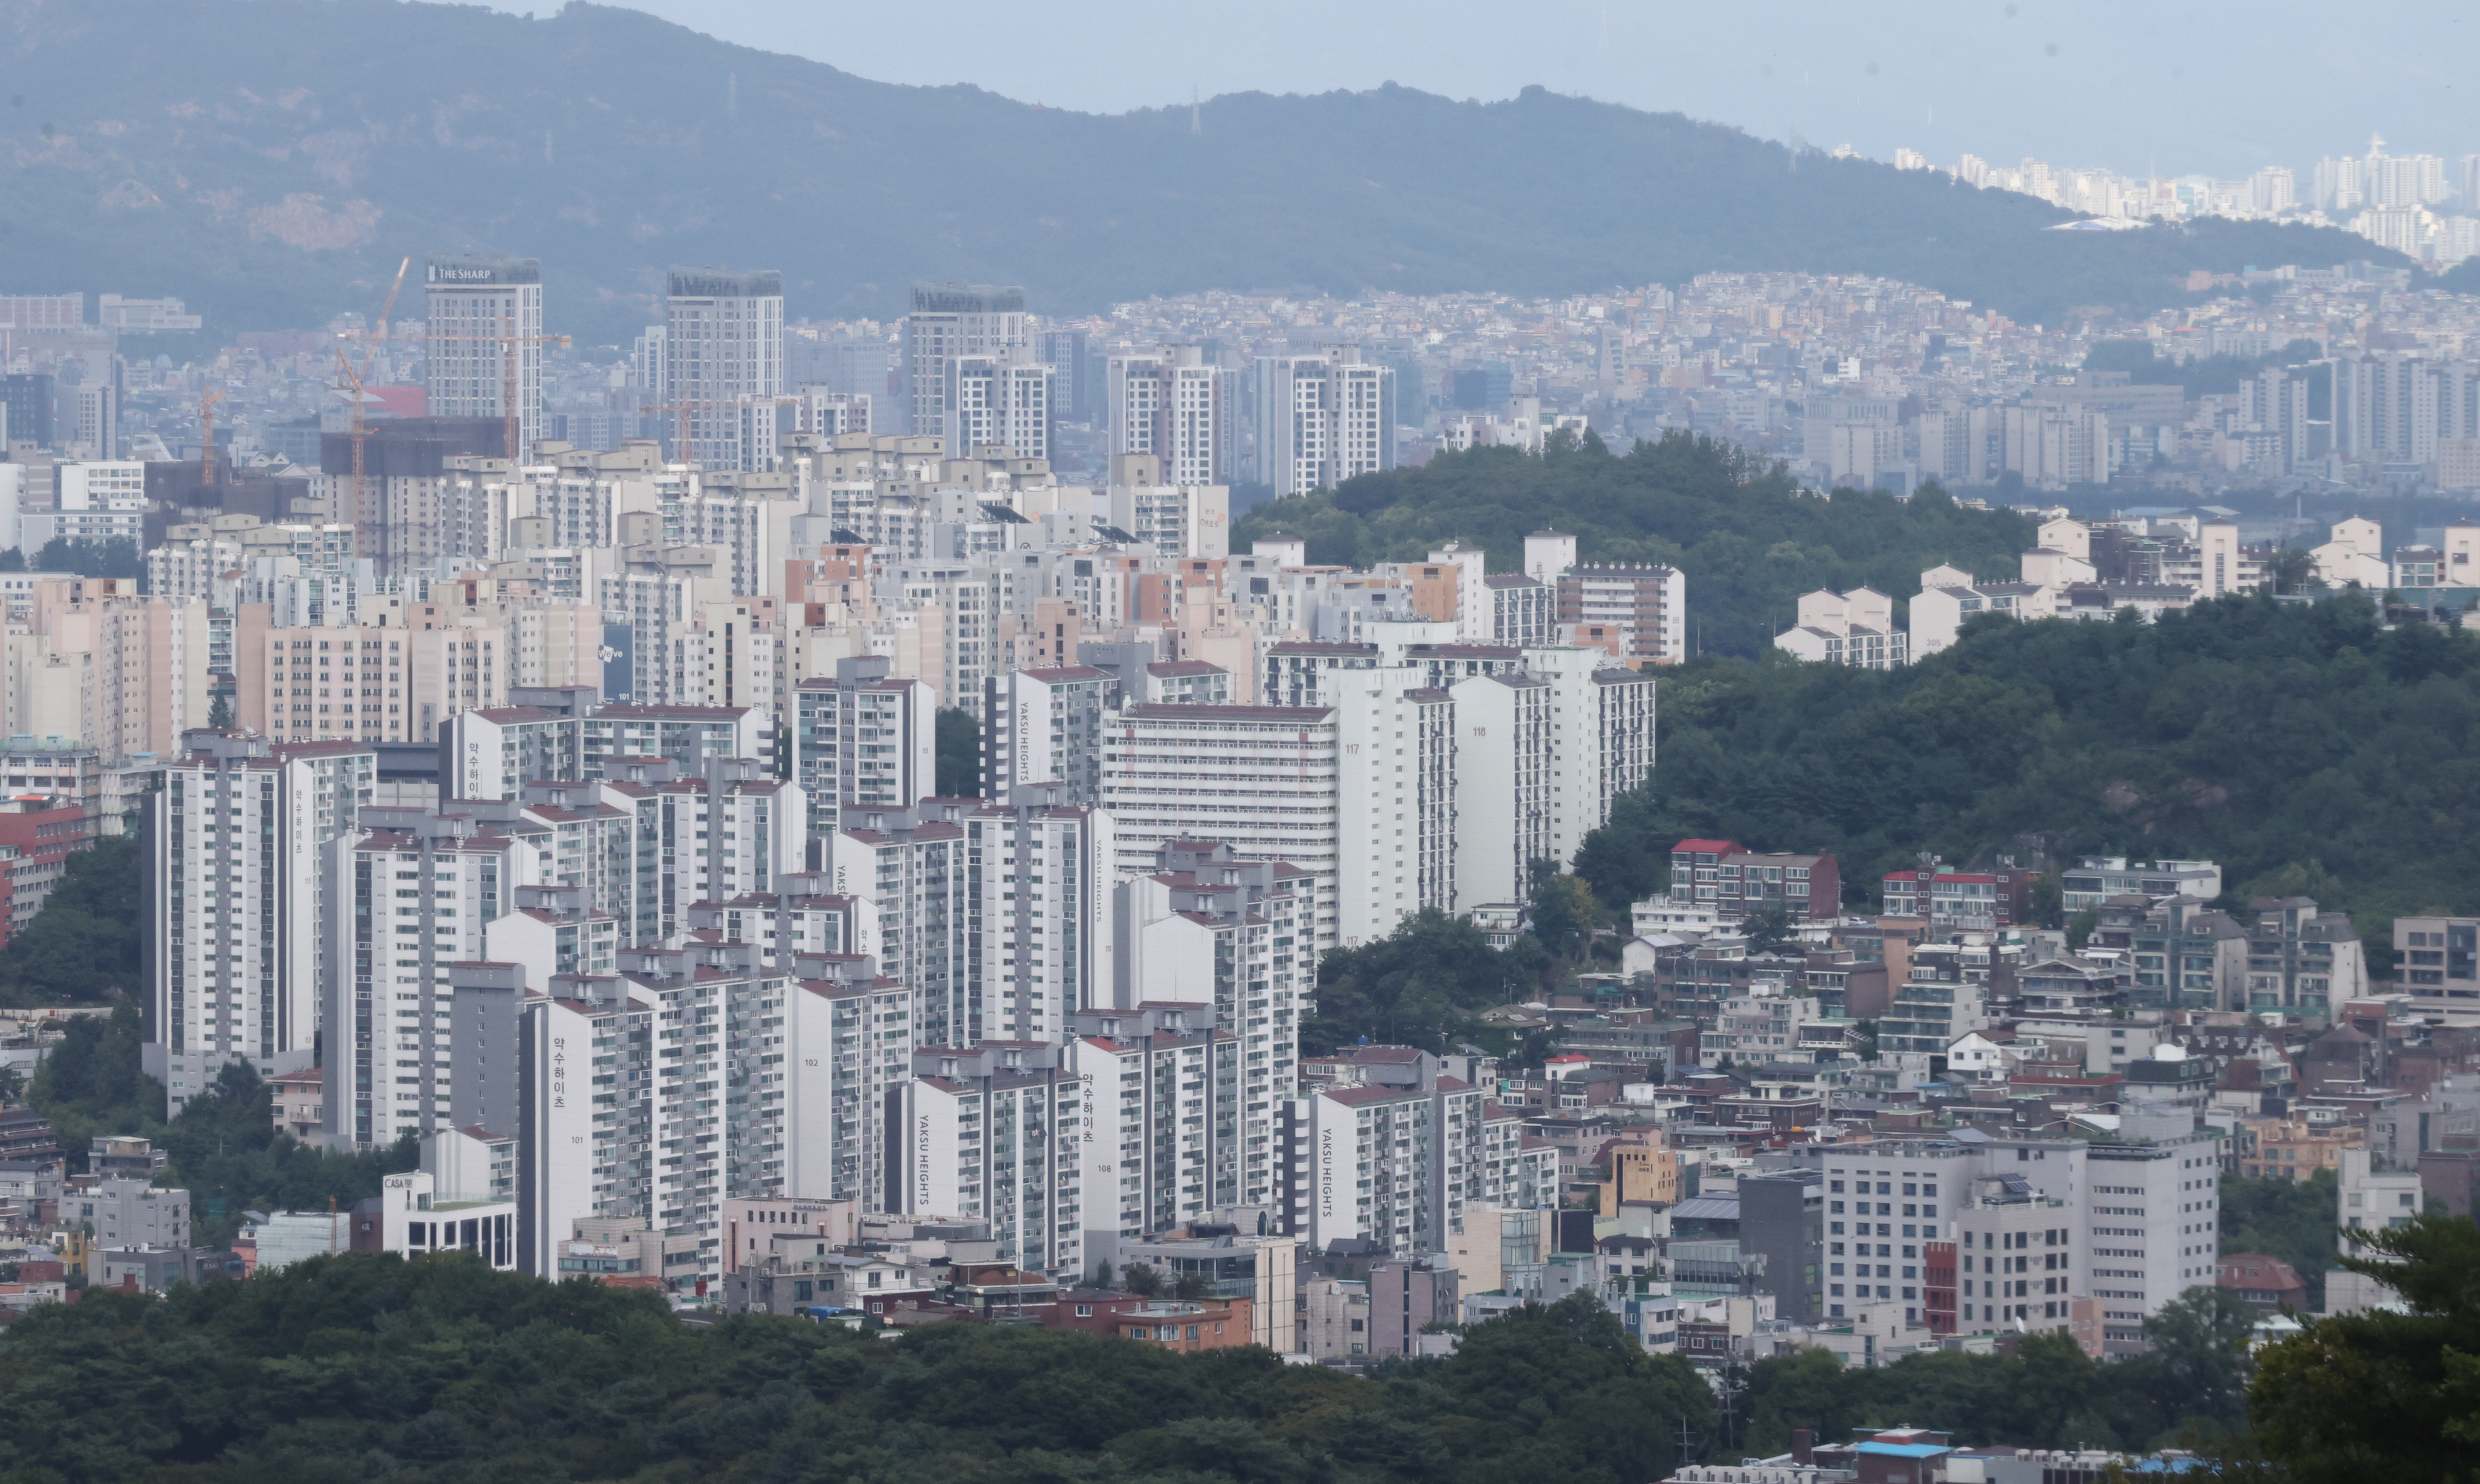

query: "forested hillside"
xmin=0 ymin=1266 xmax=1716 ymax=1483
xmin=1234 ymin=433 xmax=2036 ymax=658
xmin=1575 ymin=592 xmax=2480 ymax=966
xmin=0 ymin=1 xmax=2399 ymax=339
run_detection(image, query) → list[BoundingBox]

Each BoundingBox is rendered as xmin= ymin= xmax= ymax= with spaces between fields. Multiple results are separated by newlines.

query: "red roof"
xmin=1672 ymin=839 xmax=1743 ymax=856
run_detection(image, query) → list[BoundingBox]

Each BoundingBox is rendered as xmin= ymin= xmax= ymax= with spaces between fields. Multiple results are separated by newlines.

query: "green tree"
xmin=1527 ymin=862 xmax=1597 ymax=960
xmin=1742 ymin=902 xmax=1795 ymax=953
xmin=2221 ymin=1168 xmax=2340 ymax=1311
xmin=2249 ymin=1213 xmax=2480 ymax=1482
xmin=2267 ymin=545 xmax=2317 ymax=595
xmin=0 ymin=835 xmax=145 ymax=1006
xmin=32 ymin=536 xmax=144 ymax=582
xmin=1572 ymin=592 xmax=2480 ymax=969
xmin=1300 ymin=910 xmax=1543 ymax=1054
xmin=934 ymin=705 xmax=981 ymax=798
xmin=2137 ymin=1284 xmax=2261 ymax=1428
xmin=1232 ymin=431 xmax=2037 ymax=660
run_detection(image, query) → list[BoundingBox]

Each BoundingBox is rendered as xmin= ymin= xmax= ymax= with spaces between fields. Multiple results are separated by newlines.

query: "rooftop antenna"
xmin=1191 ymin=85 xmax=1200 ymax=135
xmin=1598 ymin=5 xmax=1610 ymax=52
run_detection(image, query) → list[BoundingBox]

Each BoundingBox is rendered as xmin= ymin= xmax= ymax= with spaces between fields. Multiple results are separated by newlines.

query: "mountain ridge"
xmin=0 ymin=0 xmax=2400 ymax=343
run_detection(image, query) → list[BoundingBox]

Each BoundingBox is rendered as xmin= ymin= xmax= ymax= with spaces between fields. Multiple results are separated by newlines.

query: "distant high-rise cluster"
xmin=1910 ymin=131 xmax=2480 ymax=267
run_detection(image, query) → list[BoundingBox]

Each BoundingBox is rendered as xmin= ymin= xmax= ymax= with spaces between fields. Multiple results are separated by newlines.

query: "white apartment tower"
xmin=1109 ymin=347 xmax=1235 ymax=486
xmin=1329 ymin=667 xmax=1456 ymax=945
xmin=895 ymin=1041 xmax=1091 ymax=1271
xmin=944 ymin=351 xmax=1053 ymax=462
xmin=1114 ymin=841 xmax=1313 ymax=1207
xmin=826 ymin=800 xmax=975 ymax=1048
xmin=967 ymin=785 xmax=1117 ymax=1045
xmin=901 ymin=282 xmax=1028 ymax=438
xmin=323 ymin=814 xmax=539 ymax=1150
xmin=424 ymin=255 xmax=544 ymax=455
xmin=1101 ymin=702 xmax=1344 ymax=950
xmin=144 ymin=735 xmax=374 ymax=1115
xmin=666 ymin=267 xmax=785 ymax=472
xmin=981 ymin=663 xmax=1116 ymax=806
xmin=791 ymin=657 xmax=938 ymax=842
xmin=1251 ymin=349 xmax=1397 ymax=497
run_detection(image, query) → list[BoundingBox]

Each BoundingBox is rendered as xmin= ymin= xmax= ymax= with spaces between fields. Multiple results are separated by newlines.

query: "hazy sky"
xmin=503 ymin=0 xmax=2480 ymax=182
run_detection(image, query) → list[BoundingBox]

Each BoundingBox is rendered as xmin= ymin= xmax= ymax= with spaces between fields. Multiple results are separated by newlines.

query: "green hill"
xmin=0 ymin=0 xmax=2401 ymax=343
xmin=1574 ymin=591 xmax=2480 ymax=969
xmin=1235 ymin=432 xmax=2037 ymax=659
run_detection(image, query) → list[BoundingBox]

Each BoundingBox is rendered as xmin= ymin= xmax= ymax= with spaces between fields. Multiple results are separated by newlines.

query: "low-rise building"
xmin=2218 ymin=1252 xmax=2308 ymax=1313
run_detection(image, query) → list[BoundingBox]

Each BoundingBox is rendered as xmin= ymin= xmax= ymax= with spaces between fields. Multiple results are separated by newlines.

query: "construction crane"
xmin=334 ymin=256 xmax=412 ymax=528
xmin=426 ymin=317 xmax=572 ymax=460
xmin=197 ymin=387 xmax=226 ymax=490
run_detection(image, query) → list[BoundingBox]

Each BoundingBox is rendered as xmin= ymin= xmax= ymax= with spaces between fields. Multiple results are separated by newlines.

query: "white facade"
xmin=1113 ymin=842 xmax=1313 ymax=1205
xmin=323 ymin=819 xmax=538 ymax=1149
xmin=902 ymin=282 xmax=1028 ymax=438
xmin=2084 ymin=1103 xmax=2226 ymax=1354
xmin=968 ymin=788 xmax=1117 ymax=1045
xmin=981 ymin=663 xmax=1115 ymax=806
xmin=145 ymin=736 xmax=373 ymax=1116
xmin=826 ymin=802 xmax=974 ymax=1048
xmin=793 ymin=657 xmax=939 ymax=836
xmin=514 ymin=978 xmax=654 ymax=1277
xmin=424 ymin=255 xmax=544 ymax=456
xmin=1331 ymin=668 xmax=1456 ymax=947
xmin=666 ymin=268 xmax=786 ymax=472
xmin=1109 ymin=349 xmax=1234 ymax=486
xmin=1101 ymin=702 xmax=1342 ymax=950
xmin=1107 ymin=479 xmax=1231 ymax=560
xmin=39 ymin=461 xmax=146 ymax=547
xmin=1448 ymin=671 xmax=1552 ymax=910
xmin=1290 ymin=1076 xmax=1486 ymax=1257
xmin=1774 ymin=587 xmax=1908 ymax=668
xmin=944 ymin=351 xmax=1053 ymax=462
xmin=1251 ymin=349 xmax=1397 ymax=497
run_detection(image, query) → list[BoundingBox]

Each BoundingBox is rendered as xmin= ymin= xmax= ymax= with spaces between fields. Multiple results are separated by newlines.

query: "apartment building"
xmin=1107 ymin=351 xmax=1235 ymax=487
xmin=901 ymin=282 xmax=1027 ymax=439
xmin=1115 ymin=840 xmax=1313 ymax=1206
xmin=1249 ymin=348 xmax=1396 ymax=497
xmin=792 ymin=656 xmax=938 ymax=838
xmin=2244 ymin=895 xmax=2368 ymax=1015
xmin=1773 ymin=587 xmax=1908 ymax=669
xmin=1101 ymin=703 xmax=1343 ymax=949
xmin=666 ymin=267 xmax=785 ymax=472
xmin=323 ymin=815 xmax=540 ymax=1150
xmin=966 ymin=786 xmax=1116 ymax=1046
xmin=1331 ymin=667 xmax=1456 ymax=945
xmin=1661 ymin=842 xmax=1843 ymax=925
xmin=826 ymin=800 xmax=974 ymax=1048
xmin=2085 ymin=1100 xmax=2228 ymax=1355
xmin=1554 ymin=563 xmax=1685 ymax=665
xmin=981 ymin=663 xmax=1116 ymax=806
xmin=144 ymin=734 xmax=374 ymax=1116
xmin=1282 ymin=1067 xmax=1487 ymax=1258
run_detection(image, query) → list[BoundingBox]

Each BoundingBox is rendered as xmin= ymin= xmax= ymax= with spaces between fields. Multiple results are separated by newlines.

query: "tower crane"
xmin=425 ymin=317 xmax=571 ymax=460
xmin=334 ymin=256 xmax=412 ymax=528
xmin=198 ymin=387 xmax=226 ymax=489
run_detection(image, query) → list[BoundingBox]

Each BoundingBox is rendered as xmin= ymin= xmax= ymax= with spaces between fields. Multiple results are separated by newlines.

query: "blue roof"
xmin=1856 ymin=1442 xmax=1952 ymax=1459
